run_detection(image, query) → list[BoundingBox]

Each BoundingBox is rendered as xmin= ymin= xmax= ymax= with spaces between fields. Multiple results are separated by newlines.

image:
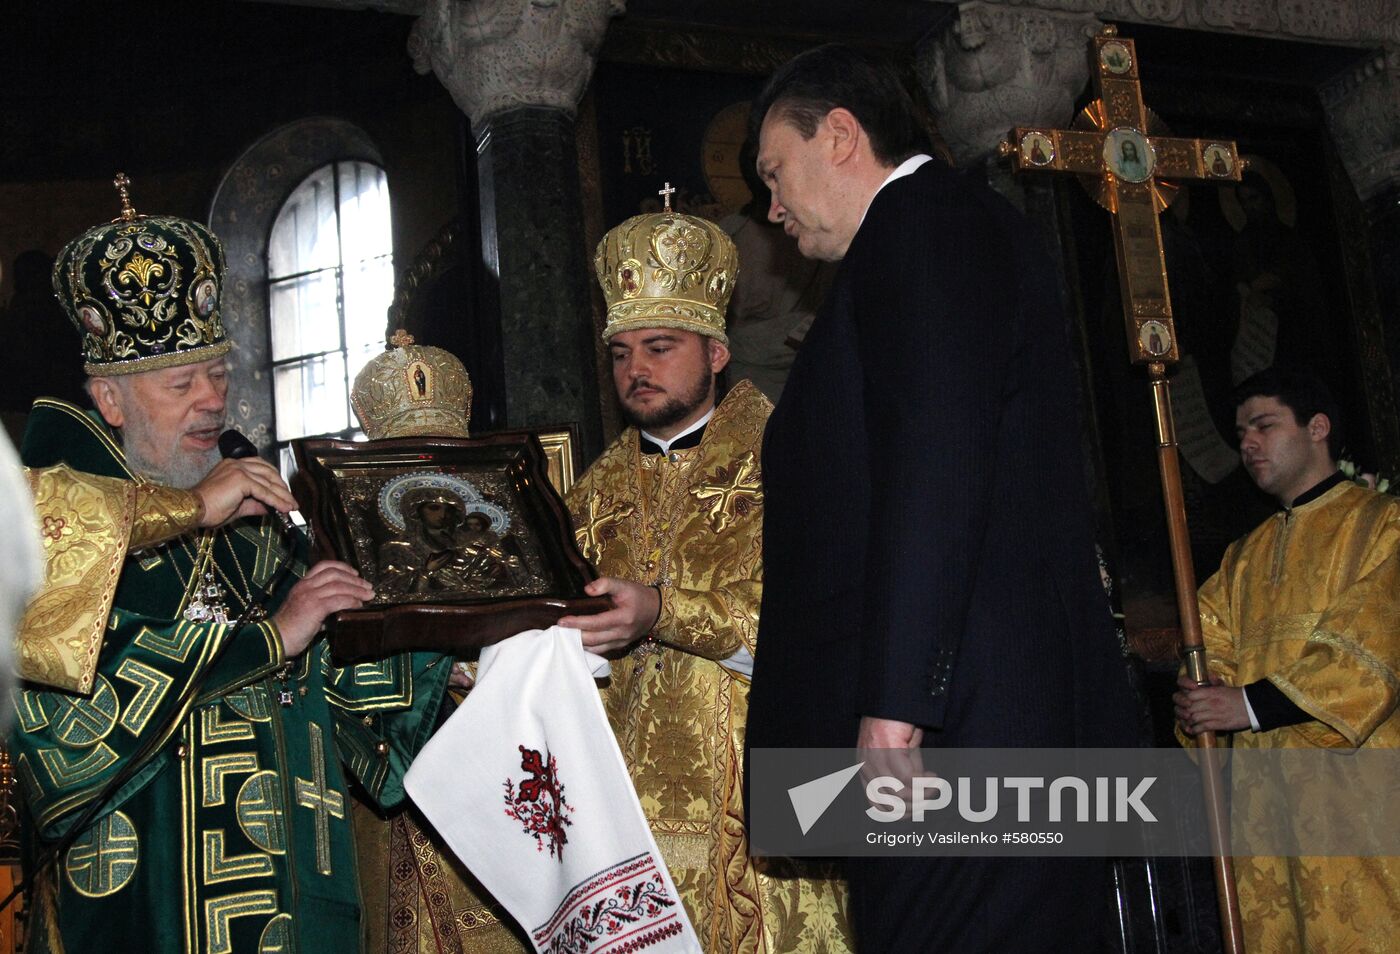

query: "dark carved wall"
xmin=0 ymin=2 xmax=463 ymax=440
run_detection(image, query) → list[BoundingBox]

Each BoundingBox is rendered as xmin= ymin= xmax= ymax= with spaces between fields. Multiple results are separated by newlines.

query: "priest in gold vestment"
xmin=556 ymin=204 xmax=852 ymax=952
xmin=1176 ymin=368 xmax=1400 ymax=954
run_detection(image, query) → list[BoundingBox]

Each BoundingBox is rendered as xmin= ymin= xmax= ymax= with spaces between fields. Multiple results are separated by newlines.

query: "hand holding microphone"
xmin=191 ymin=430 xmax=301 ymax=530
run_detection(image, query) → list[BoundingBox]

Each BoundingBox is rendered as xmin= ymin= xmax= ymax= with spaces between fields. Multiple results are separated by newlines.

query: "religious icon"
xmin=622 ymin=126 xmax=656 ymax=176
xmin=292 ymin=433 xmax=604 ymax=661
xmin=618 ymin=259 xmax=642 ymax=298
xmin=1020 ymin=131 xmax=1055 ymax=167
xmin=79 ymin=305 xmax=105 ymax=336
xmin=701 ymin=101 xmax=755 ymax=217
xmin=1103 ymin=128 xmax=1154 ymax=184
xmin=411 ymin=362 xmax=428 ymax=399
xmin=1138 ymin=320 xmax=1172 ymax=358
xmin=1203 ymin=144 xmax=1234 ymax=178
xmin=1099 ymin=40 xmax=1132 ymax=74
xmin=377 ymin=472 xmax=530 ymax=598
xmin=193 ymin=278 xmax=217 ymax=317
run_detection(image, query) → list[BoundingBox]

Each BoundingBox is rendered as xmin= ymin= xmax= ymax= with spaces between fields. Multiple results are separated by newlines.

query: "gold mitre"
xmin=351 ymin=329 xmax=472 ymax=439
xmin=593 ymin=201 xmax=737 ymax=345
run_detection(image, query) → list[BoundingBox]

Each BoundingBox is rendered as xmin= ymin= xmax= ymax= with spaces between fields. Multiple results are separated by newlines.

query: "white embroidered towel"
xmin=405 ymin=626 xmax=701 ymax=954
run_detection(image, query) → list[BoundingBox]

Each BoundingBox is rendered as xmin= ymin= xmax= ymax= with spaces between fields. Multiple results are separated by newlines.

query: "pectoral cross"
xmin=184 ymin=569 xmax=229 ymax=625
xmin=1000 ymin=25 xmax=1246 ymax=953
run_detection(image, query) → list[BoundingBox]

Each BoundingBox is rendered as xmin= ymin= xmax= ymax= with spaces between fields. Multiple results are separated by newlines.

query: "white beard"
xmin=118 ymin=414 xmax=221 ymax=490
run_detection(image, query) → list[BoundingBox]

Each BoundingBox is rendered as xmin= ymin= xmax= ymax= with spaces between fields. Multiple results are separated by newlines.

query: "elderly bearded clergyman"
xmin=13 ymin=183 xmax=454 ymax=954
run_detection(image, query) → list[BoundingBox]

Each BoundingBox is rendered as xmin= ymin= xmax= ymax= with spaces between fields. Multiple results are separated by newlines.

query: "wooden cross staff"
xmin=999 ymin=24 xmax=1247 ymax=953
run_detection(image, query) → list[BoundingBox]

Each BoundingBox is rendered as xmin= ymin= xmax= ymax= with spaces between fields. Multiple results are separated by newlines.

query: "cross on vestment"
xmin=999 ymin=25 xmax=1247 ymax=954
xmin=293 ymin=722 xmax=345 ymax=876
xmin=692 ymin=450 xmax=762 ymax=533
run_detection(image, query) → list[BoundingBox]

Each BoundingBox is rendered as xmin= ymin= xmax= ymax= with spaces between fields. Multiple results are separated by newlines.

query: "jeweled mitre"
xmin=52 ymin=176 xmax=230 ymax=376
xmin=593 ymin=209 xmax=737 ymax=344
xmin=351 ymin=330 xmax=472 ymax=439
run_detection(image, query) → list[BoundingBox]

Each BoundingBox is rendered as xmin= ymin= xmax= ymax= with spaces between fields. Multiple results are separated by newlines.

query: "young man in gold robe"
xmin=554 ymin=204 xmax=852 ymax=953
xmin=1176 ymin=367 xmax=1400 ymax=952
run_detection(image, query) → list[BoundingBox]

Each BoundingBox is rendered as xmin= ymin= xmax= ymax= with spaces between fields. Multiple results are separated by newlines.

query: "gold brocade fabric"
xmin=127 ymin=482 xmax=203 ymax=550
xmin=1187 ymin=481 xmax=1400 ymax=953
xmin=18 ymin=465 xmax=200 ymax=694
xmin=351 ymin=791 xmax=528 ymax=954
xmin=566 ymin=381 xmax=853 ymax=954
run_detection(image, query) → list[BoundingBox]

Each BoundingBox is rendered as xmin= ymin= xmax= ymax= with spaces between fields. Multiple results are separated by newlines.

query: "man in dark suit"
xmin=746 ymin=45 xmax=1138 ymax=951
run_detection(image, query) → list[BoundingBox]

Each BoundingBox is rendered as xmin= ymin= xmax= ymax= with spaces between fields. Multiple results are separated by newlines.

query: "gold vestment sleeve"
xmin=19 ymin=465 xmax=140 ymax=694
xmin=18 ymin=466 xmax=198 ymax=695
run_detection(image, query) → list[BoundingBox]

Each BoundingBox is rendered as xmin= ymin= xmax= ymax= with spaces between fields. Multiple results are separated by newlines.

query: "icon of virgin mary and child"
xmin=377 ymin=472 xmax=530 ymax=598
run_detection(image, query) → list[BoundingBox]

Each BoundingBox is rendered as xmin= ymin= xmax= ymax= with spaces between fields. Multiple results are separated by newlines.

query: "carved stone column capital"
xmin=409 ymin=0 xmax=625 ymax=127
xmin=917 ymin=2 xmax=1102 ymax=166
xmin=1322 ymin=48 xmax=1400 ymax=204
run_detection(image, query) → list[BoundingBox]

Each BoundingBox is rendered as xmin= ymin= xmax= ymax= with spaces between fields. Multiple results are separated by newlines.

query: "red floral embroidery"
xmin=533 ymin=854 xmax=683 ymax=954
xmin=41 ymin=515 xmax=67 ymax=541
xmin=504 ymin=745 xmax=574 ymax=860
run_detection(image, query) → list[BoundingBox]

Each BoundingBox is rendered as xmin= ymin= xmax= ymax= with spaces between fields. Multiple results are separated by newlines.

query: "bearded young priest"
xmin=555 ymin=204 xmax=853 ymax=952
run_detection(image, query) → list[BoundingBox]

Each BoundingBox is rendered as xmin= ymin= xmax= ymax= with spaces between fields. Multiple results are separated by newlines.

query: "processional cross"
xmin=1000 ymin=25 xmax=1247 ymax=953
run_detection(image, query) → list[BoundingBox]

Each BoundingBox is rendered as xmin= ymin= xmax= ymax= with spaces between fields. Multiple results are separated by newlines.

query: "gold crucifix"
xmin=1000 ymin=25 xmax=1247 ymax=953
xmin=999 ymin=25 xmax=1244 ymax=367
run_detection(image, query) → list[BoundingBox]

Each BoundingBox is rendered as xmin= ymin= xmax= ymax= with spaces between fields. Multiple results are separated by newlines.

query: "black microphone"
xmin=218 ymin=429 xmax=299 ymax=532
xmin=217 ymin=428 xmax=261 ymax=461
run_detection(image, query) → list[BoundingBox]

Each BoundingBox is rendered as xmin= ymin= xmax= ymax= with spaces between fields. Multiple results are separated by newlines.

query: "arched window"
xmin=267 ymin=160 xmax=393 ymax=468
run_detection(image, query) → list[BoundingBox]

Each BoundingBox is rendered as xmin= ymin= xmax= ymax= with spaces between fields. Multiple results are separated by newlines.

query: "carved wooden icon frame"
xmin=293 ymin=432 xmax=607 ymax=662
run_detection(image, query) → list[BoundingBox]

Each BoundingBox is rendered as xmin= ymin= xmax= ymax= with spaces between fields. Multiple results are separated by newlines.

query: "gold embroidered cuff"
xmin=129 ymin=484 xmax=203 ymax=548
xmin=654 ymin=585 xmax=743 ymax=659
xmin=656 ymin=584 xmax=676 ymax=638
